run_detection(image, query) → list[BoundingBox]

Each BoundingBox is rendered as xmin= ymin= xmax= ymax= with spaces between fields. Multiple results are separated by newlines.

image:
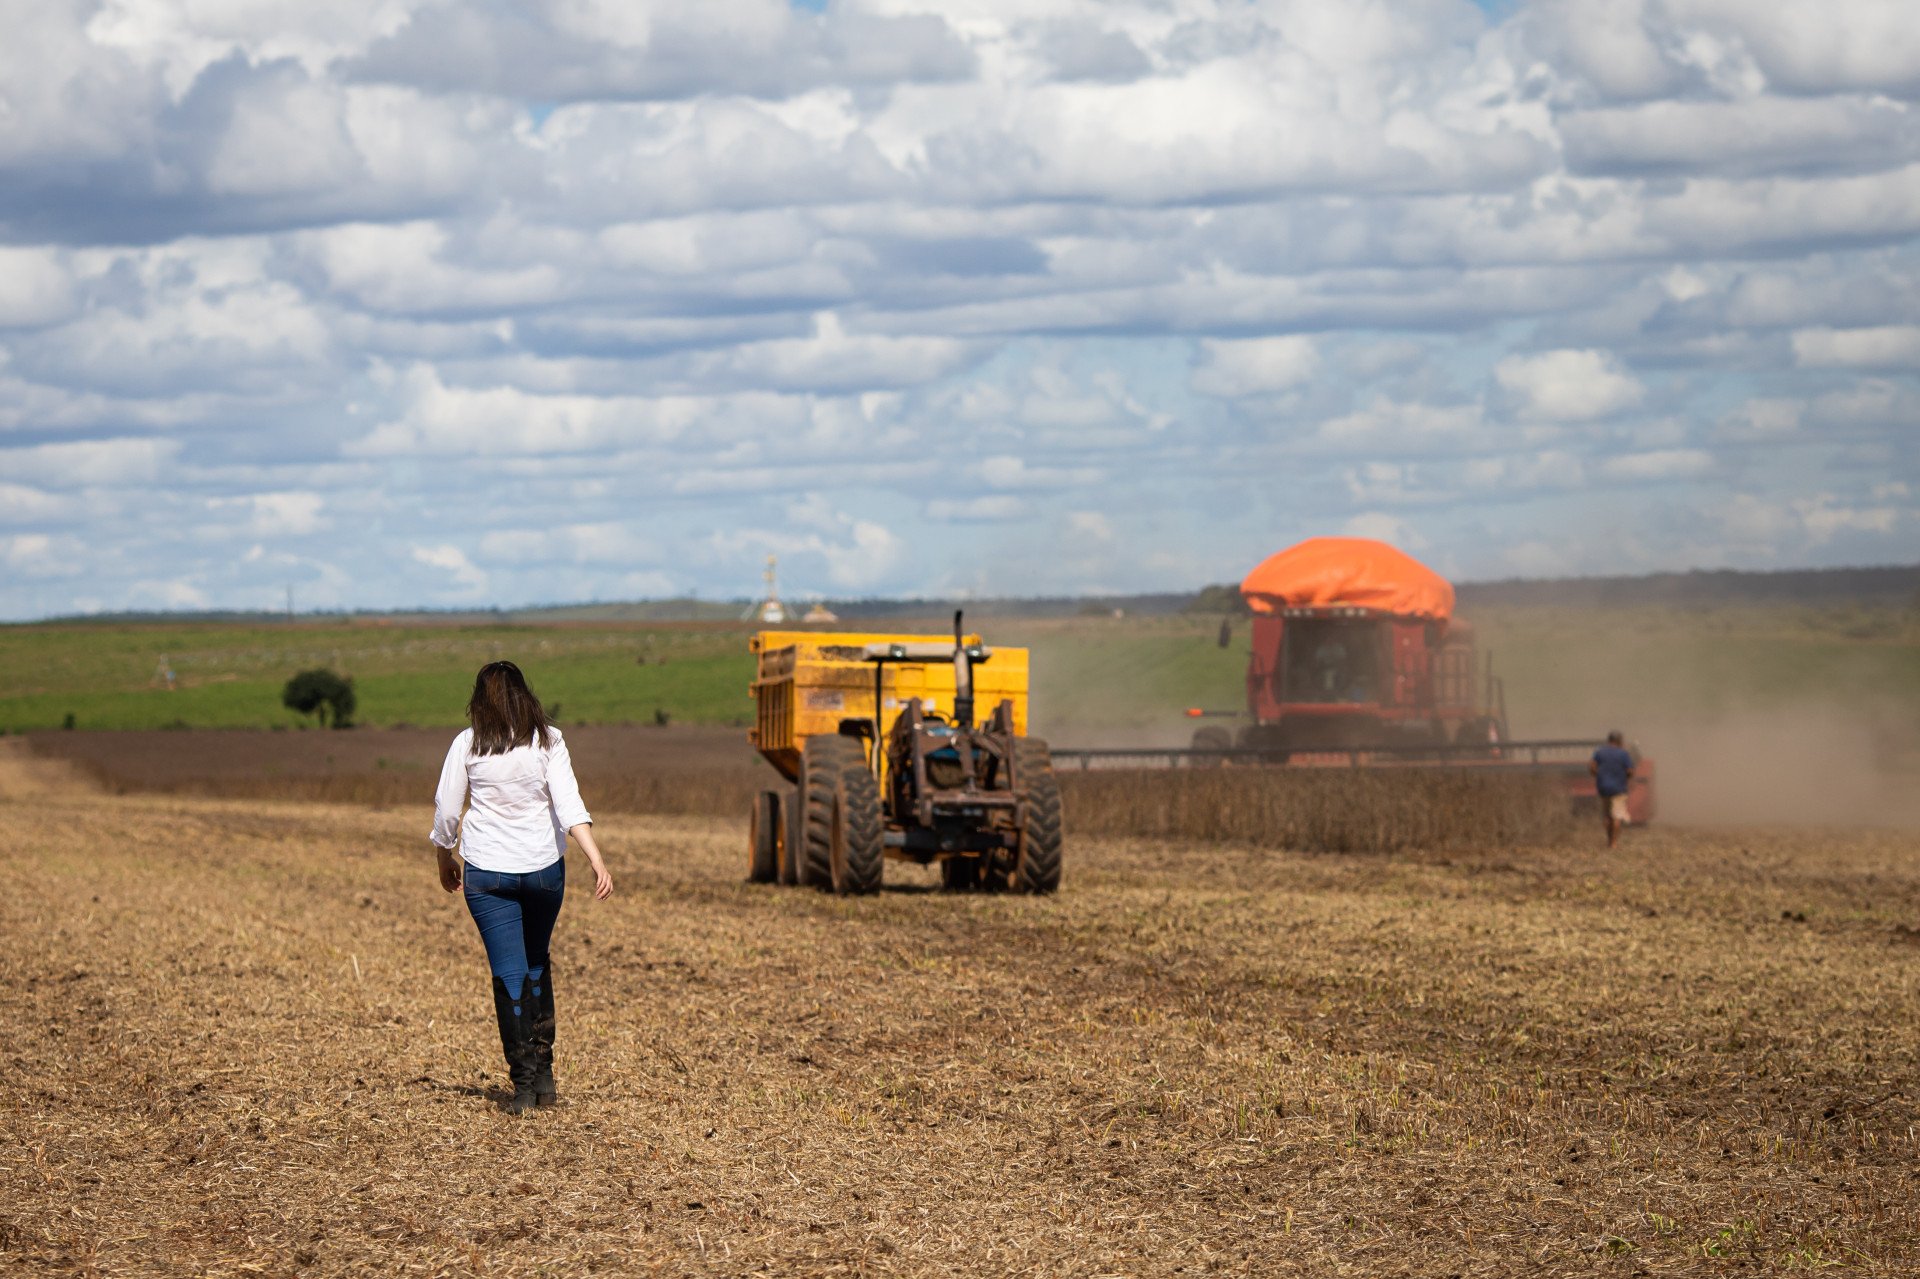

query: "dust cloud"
xmin=1623 ymin=703 xmax=1920 ymax=829
xmin=1513 ymin=662 xmax=1920 ymax=830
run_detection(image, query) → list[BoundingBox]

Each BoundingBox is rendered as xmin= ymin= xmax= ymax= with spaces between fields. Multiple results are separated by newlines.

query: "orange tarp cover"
xmin=1239 ymin=537 xmax=1455 ymax=621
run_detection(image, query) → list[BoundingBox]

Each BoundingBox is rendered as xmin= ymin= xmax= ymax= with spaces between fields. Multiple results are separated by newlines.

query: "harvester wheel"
xmin=778 ymin=786 xmax=804 ymax=886
xmin=748 ymin=790 xmax=779 ymax=883
xmin=1011 ymin=737 xmax=1063 ymax=894
xmin=801 ymin=736 xmax=861 ymax=889
xmin=829 ymin=751 xmax=884 ymax=895
xmin=1190 ymin=725 xmax=1232 ymax=767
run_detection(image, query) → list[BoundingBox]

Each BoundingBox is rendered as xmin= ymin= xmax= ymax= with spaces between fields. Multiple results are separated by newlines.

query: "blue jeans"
xmin=463 ymin=859 xmax=565 ymax=1001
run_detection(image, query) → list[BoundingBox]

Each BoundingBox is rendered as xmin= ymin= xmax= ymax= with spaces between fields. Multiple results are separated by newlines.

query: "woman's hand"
xmin=569 ymin=824 xmax=615 ymax=900
xmin=435 ymin=845 xmax=462 ymax=893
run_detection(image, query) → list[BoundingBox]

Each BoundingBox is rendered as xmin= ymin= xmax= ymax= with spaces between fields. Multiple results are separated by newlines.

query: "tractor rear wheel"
xmin=829 ymin=750 xmax=884 ymax=895
xmin=748 ymin=790 xmax=779 ymax=883
xmin=778 ymin=786 xmax=804 ymax=885
xmin=1011 ymin=736 xmax=1063 ymax=894
xmin=802 ymin=735 xmax=864 ymax=890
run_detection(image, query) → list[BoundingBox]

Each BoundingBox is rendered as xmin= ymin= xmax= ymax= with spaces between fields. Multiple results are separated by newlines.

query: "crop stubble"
xmin=4 ymin=746 xmax=1920 ymax=1276
xmin=30 ymin=728 xmax=1579 ymax=856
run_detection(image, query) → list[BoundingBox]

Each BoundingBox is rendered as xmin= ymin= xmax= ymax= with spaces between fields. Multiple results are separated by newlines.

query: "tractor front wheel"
xmin=1011 ymin=737 xmax=1063 ymax=893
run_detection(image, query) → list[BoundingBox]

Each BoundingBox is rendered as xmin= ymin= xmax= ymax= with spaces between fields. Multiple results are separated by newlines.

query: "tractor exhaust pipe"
xmin=952 ymin=609 xmax=974 ymax=729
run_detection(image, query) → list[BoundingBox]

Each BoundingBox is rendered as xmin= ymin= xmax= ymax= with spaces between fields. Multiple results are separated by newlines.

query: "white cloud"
xmin=478 ymin=522 xmax=655 ymax=566
xmin=1066 ymin=511 xmax=1114 ymax=542
xmin=1716 ymin=489 xmax=1913 ymax=552
xmin=1190 ymin=336 xmax=1320 ymax=398
xmin=974 ymin=454 xmax=1104 ymax=490
xmin=926 ymin=495 xmax=1027 ymax=522
xmin=672 ymin=312 xmax=986 ymax=393
xmin=1598 ymin=449 xmax=1715 ymax=481
xmin=1463 ymin=450 xmax=1588 ymax=491
xmin=1667 ymin=0 xmax=1920 ymax=98
xmin=1559 ymin=95 xmax=1920 ymax=178
xmin=1317 ymin=398 xmax=1493 ymax=452
xmin=1716 ymin=397 xmax=1803 ymax=440
xmin=349 ymin=366 xmax=806 ymax=457
xmin=824 ymin=521 xmax=905 ymax=589
xmin=0 ymin=438 xmax=181 ymax=487
xmin=0 ymin=483 xmax=74 ymax=523
xmin=304 ymin=222 xmax=566 ymax=315
xmin=410 ymin=542 xmax=488 ymax=594
xmin=0 ymin=249 xmax=76 ymax=328
xmin=1792 ymin=325 xmax=1920 ymax=369
xmin=236 ymin=492 xmax=328 ymax=537
xmin=1494 ymin=349 xmax=1644 ymax=421
xmin=135 ymin=577 xmax=210 ymax=608
xmin=1342 ymin=512 xmax=1427 ymax=550
xmin=348 ymin=0 xmax=973 ymax=102
xmin=0 ymin=533 xmax=84 ymax=578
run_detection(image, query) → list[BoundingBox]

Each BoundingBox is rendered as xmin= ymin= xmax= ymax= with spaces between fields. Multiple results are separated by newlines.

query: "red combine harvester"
xmin=1059 ymin=538 xmax=1657 ymax=824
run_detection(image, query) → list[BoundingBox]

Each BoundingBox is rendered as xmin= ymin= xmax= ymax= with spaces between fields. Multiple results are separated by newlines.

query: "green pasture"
xmin=1 ymin=605 xmax=1914 ymax=741
xmin=0 ymin=622 xmax=752 ymax=733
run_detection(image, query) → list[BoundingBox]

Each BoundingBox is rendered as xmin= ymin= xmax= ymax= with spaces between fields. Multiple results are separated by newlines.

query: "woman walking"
xmin=431 ymin=661 xmax=613 ymax=1114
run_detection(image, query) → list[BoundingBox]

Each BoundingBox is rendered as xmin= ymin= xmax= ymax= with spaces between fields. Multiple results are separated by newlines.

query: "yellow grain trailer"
xmin=746 ymin=615 xmax=1062 ymax=894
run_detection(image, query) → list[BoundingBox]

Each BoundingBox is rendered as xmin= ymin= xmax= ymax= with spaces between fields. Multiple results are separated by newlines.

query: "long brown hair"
xmin=467 ymin=660 xmax=555 ymax=755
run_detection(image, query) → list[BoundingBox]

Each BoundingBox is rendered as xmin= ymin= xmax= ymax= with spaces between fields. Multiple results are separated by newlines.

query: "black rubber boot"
xmin=491 ymin=976 xmax=539 ymax=1115
xmin=529 ymin=966 xmax=557 ymax=1108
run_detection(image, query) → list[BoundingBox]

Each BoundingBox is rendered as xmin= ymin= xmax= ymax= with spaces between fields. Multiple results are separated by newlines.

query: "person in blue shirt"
xmin=1589 ymin=731 xmax=1636 ymax=848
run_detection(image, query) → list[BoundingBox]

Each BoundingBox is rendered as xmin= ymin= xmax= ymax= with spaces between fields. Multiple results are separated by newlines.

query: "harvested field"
xmin=31 ymin=731 xmax=1581 ymax=855
xmin=6 ymin=744 xmax=1920 ymax=1274
xmin=27 ymin=726 xmax=768 ymax=819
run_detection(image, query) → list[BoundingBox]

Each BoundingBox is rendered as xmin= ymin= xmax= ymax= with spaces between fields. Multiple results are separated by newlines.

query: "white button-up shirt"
xmin=430 ymin=727 xmax=592 ymax=873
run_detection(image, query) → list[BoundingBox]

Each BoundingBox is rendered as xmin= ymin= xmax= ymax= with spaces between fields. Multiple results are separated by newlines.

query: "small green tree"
xmin=282 ymin=669 xmax=357 ymax=729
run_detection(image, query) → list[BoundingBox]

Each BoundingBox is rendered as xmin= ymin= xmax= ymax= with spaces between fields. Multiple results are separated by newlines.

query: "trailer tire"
xmin=779 ymin=786 xmax=804 ymax=885
xmin=829 ymin=750 xmax=884 ymax=896
xmin=801 ymin=736 xmax=861 ymax=889
xmin=748 ymin=790 xmax=779 ymax=883
xmin=1011 ymin=737 xmax=1063 ymax=894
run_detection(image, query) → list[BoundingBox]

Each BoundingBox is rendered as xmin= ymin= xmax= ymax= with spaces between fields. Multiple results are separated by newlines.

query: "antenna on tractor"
xmin=952 ymin=609 xmax=974 ymax=729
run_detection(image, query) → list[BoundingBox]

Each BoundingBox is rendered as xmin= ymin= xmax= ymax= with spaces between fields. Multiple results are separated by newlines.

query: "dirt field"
xmin=26 ymin=728 xmax=1581 ymax=856
xmin=5 ymin=742 xmax=1920 ymax=1275
xmin=26 ymin=725 xmax=769 ymax=817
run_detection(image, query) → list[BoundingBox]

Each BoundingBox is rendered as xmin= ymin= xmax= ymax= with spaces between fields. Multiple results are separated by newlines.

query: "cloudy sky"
xmin=3 ymin=0 xmax=1918 ymax=618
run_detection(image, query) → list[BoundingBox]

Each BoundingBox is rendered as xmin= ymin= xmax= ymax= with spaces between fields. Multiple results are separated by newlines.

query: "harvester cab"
xmin=1235 ymin=606 xmax=1506 ymax=752
xmin=746 ymin=613 xmax=1063 ymax=895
